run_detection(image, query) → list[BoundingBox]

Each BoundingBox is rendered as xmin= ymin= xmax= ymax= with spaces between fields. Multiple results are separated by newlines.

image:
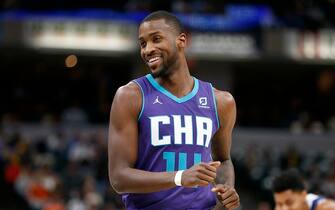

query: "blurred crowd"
xmin=0 ymin=127 xmax=124 ymax=210
xmin=1 ymin=126 xmax=335 ymax=210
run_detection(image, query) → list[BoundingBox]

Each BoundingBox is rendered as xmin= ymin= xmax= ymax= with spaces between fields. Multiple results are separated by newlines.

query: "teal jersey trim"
xmin=210 ymin=83 xmax=220 ymax=128
xmin=133 ymin=80 xmax=145 ymax=120
xmin=145 ymin=74 xmax=199 ymax=103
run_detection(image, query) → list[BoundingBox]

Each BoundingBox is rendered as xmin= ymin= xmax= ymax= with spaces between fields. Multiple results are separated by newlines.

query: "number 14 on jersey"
xmin=163 ymin=152 xmax=202 ymax=172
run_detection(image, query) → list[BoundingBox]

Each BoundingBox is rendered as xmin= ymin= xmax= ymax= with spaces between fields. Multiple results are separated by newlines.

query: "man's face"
xmin=138 ymin=19 xmax=180 ymax=78
xmin=274 ymin=190 xmax=307 ymax=210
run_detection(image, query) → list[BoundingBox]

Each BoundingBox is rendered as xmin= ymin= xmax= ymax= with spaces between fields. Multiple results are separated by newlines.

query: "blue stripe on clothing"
xmin=133 ymin=80 xmax=145 ymax=120
xmin=145 ymin=74 xmax=199 ymax=103
xmin=210 ymin=83 xmax=220 ymax=128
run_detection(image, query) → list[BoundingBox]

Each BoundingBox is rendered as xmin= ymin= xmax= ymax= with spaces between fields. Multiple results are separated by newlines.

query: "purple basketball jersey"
xmin=122 ymin=74 xmax=220 ymax=210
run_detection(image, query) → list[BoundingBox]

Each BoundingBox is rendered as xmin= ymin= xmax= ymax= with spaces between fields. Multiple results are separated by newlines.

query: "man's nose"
xmin=144 ymin=42 xmax=155 ymax=55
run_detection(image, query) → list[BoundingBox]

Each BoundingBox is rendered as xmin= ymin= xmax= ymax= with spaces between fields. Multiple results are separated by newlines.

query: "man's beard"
xmin=151 ymin=55 xmax=177 ymax=78
xmin=151 ymin=65 xmax=169 ymax=78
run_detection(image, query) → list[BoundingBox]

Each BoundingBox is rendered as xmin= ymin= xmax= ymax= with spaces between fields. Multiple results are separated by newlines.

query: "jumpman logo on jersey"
xmin=153 ymin=96 xmax=163 ymax=104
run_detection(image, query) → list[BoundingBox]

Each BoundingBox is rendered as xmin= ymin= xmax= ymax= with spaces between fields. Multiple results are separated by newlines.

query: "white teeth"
xmin=148 ymin=57 xmax=160 ymax=63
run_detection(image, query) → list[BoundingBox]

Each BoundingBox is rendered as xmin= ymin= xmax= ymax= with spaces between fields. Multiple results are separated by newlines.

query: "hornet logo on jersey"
xmin=198 ymin=97 xmax=210 ymax=109
xmin=153 ymin=96 xmax=163 ymax=104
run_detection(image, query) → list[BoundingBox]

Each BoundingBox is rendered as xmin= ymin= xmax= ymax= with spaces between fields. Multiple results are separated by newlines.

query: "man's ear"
xmin=176 ymin=33 xmax=187 ymax=49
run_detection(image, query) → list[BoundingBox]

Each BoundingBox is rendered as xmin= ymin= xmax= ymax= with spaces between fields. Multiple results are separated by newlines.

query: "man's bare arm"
xmin=318 ymin=199 xmax=335 ymax=210
xmin=211 ymin=90 xmax=236 ymax=187
xmin=108 ymin=82 xmax=177 ymax=193
xmin=211 ymin=89 xmax=240 ymax=210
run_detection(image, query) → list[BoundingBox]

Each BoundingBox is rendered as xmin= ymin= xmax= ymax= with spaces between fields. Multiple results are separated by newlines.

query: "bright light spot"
xmin=65 ymin=54 xmax=78 ymax=68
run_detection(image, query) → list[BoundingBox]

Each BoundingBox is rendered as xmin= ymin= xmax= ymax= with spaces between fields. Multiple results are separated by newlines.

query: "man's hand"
xmin=212 ymin=184 xmax=240 ymax=210
xmin=181 ymin=161 xmax=221 ymax=187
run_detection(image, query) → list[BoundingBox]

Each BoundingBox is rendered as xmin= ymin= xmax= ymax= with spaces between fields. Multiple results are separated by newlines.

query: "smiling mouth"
xmin=146 ymin=56 xmax=162 ymax=68
xmin=147 ymin=57 xmax=160 ymax=63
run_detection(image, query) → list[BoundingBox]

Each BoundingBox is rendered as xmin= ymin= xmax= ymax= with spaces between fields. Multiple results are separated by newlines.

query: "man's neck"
xmin=156 ymin=63 xmax=193 ymax=98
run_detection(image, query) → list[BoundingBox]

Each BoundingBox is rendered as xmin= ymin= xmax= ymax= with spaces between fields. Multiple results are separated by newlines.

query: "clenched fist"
xmin=181 ymin=161 xmax=221 ymax=187
xmin=212 ymin=184 xmax=240 ymax=210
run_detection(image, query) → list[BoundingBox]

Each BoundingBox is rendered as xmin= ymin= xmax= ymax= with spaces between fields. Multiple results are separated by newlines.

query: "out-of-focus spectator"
xmin=310 ymin=70 xmax=335 ymax=130
xmin=67 ymin=190 xmax=86 ymax=210
xmin=42 ymin=193 xmax=66 ymax=210
xmin=4 ymin=154 xmax=21 ymax=184
xmin=257 ymin=201 xmax=272 ymax=210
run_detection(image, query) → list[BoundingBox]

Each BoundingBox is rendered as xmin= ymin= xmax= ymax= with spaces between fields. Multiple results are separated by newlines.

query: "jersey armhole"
xmin=132 ymin=80 xmax=145 ymax=121
xmin=210 ymin=83 xmax=220 ymax=128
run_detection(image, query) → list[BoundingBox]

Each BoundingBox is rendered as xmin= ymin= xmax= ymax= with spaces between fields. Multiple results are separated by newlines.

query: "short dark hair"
xmin=140 ymin=10 xmax=185 ymax=34
xmin=272 ymin=169 xmax=306 ymax=193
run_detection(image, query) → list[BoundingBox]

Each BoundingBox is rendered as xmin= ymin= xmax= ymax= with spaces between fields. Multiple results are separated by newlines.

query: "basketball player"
xmin=108 ymin=11 xmax=240 ymax=210
xmin=272 ymin=169 xmax=335 ymax=210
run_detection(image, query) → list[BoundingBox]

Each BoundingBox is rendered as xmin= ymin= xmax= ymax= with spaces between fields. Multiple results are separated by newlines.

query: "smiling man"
xmin=272 ymin=169 xmax=335 ymax=210
xmin=108 ymin=11 xmax=240 ymax=210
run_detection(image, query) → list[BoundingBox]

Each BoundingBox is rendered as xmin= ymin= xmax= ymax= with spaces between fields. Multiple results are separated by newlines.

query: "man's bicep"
xmin=320 ymin=200 xmax=335 ymax=210
xmin=109 ymin=115 xmax=138 ymax=168
xmin=211 ymin=90 xmax=236 ymax=161
xmin=211 ymin=126 xmax=232 ymax=161
xmin=108 ymin=85 xmax=141 ymax=170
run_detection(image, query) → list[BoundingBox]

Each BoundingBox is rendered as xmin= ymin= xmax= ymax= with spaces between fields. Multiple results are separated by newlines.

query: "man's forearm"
xmin=216 ymin=159 xmax=235 ymax=187
xmin=111 ymin=167 xmax=176 ymax=194
xmin=110 ymin=162 xmax=220 ymax=194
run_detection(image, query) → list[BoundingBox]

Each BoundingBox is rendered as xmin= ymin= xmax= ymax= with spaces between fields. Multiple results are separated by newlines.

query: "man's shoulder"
xmin=211 ymin=87 xmax=236 ymax=125
xmin=317 ymin=199 xmax=335 ymax=210
xmin=110 ymin=81 xmax=143 ymax=120
xmin=115 ymin=81 xmax=142 ymax=100
xmin=112 ymin=82 xmax=142 ymax=113
xmin=212 ymin=88 xmax=235 ymax=108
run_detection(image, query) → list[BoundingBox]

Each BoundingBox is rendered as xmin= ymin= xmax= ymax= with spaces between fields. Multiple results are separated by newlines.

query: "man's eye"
xmin=153 ymin=36 xmax=161 ymax=42
xmin=140 ymin=42 xmax=146 ymax=48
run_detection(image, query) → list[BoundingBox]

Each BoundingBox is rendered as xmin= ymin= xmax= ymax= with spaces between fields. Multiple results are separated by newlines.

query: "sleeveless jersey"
xmin=122 ymin=74 xmax=220 ymax=210
xmin=306 ymin=193 xmax=325 ymax=210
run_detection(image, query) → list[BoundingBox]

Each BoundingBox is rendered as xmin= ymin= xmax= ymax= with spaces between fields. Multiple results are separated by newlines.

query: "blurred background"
xmin=1 ymin=0 xmax=335 ymax=210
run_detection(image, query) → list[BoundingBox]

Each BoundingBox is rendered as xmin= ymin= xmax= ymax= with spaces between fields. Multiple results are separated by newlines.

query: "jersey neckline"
xmin=145 ymin=74 xmax=199 ymax=103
